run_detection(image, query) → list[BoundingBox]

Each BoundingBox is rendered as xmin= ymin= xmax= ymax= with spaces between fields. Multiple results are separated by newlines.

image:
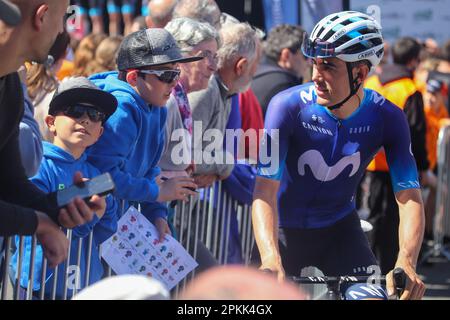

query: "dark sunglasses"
xmin=62 ymin=105 xmax=106 ymax=123
xmin=137 ymin=69 xmax=181 ymax=84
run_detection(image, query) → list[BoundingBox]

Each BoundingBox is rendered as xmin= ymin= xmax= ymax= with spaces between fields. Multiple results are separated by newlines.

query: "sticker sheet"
xmin=101 ymin=206 xmax=198 ymax=290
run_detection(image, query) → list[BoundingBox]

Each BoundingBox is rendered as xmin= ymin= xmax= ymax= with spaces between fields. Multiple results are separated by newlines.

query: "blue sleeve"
xmin=140 ymin=114 xmax=168 ymax=222
xmin=19 ymin=84 xmax=43 ymax=177
xmin=87 ymin=97 xmax=159 ymax=203
xmin=222 ymin=164 xmax=256 ymax=205
xmin=382 ymin=102 xmax=420 ymax=192
xmin=257 ymin=91 xmax=295 ymax=180
xmin=30 ymin=162 xmax=53 ymax=194
xmin=140 ymin=201 xmax=168 ymax=223
xmin=93 ymin=194 xmax=118 ymax=244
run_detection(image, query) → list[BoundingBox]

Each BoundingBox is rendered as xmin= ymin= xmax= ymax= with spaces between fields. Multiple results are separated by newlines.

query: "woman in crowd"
xmin=27 ymin=31 xmax=71 ymax=142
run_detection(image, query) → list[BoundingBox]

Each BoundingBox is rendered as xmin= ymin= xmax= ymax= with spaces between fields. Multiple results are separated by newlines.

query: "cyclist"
xmin=252 ymin=11 xmax=426 ymax=300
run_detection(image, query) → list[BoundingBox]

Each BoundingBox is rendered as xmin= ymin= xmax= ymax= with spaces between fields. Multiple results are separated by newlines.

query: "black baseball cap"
xmin=117 ymin=28 xmax=203 ymax=71
xmin=49 ymin=77 xmax=118 ymax=121
xmin=0 ymin=0 xmax=21 ymax=26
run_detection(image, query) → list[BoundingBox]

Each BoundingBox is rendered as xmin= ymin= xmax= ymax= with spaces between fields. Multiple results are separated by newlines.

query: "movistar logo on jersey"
xmin=302 ymin=122 xmax=333 ymax=136
xmin=370 ymin=91 xmax=386 ymax=105
xmin=298 ymin=150 xmax=360 ymax=182
xmin=300 ymin=85 xmax=315 ymax=104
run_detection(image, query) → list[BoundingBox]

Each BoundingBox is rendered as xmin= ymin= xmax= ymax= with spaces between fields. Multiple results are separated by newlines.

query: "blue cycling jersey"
xmin=257 ymin=83 xmax=420 ymax=229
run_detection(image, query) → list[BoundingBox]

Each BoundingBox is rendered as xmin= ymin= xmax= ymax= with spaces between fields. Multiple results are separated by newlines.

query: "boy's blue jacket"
xmin=10 ymin=142 xmax=118 ymax=298
xmin=87 ymin=72 xmax=168 ymax=221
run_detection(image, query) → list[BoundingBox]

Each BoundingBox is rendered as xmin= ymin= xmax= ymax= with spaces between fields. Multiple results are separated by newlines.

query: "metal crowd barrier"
xmin=0 ymin=180 xmax=254 ymax=300
xmin=420 ymin=124 xmax=450 ymax=263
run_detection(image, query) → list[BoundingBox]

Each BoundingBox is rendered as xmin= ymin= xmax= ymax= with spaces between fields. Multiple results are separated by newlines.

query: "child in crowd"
xmin=87 ymin=28 xmax=200 ymax=241
xmin=10 ymin=77 xmax=119 ymax=299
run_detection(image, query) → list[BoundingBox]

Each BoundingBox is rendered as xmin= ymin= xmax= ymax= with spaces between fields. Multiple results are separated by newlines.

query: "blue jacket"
xmin=87 ymin=72 xmax=168 ymax=222
xmin=19 ymin=82 xmax=43 ymax=177
xmin=10 ymin=142 xmax=118 ymax=298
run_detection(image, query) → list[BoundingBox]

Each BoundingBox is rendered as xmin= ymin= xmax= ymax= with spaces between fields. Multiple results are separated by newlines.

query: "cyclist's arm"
xmin=393 ymin=188 xmax=426 ymax=300
xmin=251 ymin=87 xmax=297 ymax=281
xmin=382 ymin=102 xmax=426 ymax=299
xmin=252 ymin=176 xmax=285 ymax=281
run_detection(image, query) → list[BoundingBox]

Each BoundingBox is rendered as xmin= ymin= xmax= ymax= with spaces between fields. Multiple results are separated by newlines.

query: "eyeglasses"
xmin=137 ymin=69 xmax=181 ymax=83
xmin=62 ymin=105 xmax=106 ymax=123
xmin=197 ymin=50 xmax=219 ymax=66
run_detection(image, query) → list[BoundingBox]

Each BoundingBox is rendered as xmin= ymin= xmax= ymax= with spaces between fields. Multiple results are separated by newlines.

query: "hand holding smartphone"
xmin=56 ymin=172 xmax=115 ymax=208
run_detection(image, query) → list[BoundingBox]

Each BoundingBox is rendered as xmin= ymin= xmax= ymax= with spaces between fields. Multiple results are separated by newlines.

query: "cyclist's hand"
xmin=260 ymin=259 xmax=285 ymax=282
xmin=386 ymin=263 xmax=425 ymax=300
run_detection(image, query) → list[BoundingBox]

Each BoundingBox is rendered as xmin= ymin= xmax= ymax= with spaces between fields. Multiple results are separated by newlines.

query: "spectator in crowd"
xmin=107 ymin=0 xmax=136 ymax=35
xmin=17 ymin=65 xmax=43 ymax=177
xmin=145 ymin=0 xmax=177 ymax=28
xmin=160 ymin=17 xmax=219 ymax=183
xmin=173 ymin=0 xmax=221 ymax=30
xmin=423 ymin=79 xmax=449 ymax=239
xmin=189 ymin=21 xmax=261 ymax=180
xmin=429 ymin=40 xmax=450 ymax=110
xmin=0 ymin=0 xmax=104 ymax=268
xmin=365 ymin=37 xmax=430 ymax=273
xmin=72 ymin=0 xmax=105 ymax=35
xmin=72 ymin=33 xmax=107 ymax=77
xmin=437 ymin=40 xmax=450 ymax=74
xmin=161 ymin=17 xmax=220 ymax=269
xmin=28 ymin=31 xmax=71 ymax=142
xmin=56 ymin=37 xmax=80 ymax=81
xmin=252 ymin=24 xmax=308 ymax=117
xmin=10 ymin=77 xmax=119 ymax=299
xmin=87 ymin=28 xmax=200 ymax=241
xmin=238 ymin=88 xmax=264 ymax=162
xmin=85 ymin=35 xmax=123 ymax=75
xmin=130 ymin=15 xmax=147 ymax=33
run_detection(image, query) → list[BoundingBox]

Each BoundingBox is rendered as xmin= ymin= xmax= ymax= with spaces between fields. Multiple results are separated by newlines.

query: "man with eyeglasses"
xmin=87 ymin=28 xmax=202 ymax=241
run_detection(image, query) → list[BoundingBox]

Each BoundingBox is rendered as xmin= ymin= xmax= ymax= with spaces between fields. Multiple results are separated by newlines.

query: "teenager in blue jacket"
xmin=87 ymin=28 xmax=200 ymax=240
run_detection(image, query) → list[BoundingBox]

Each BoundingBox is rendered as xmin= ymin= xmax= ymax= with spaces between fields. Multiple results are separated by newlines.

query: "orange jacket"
xmin=365 ymin=75 xmax=418 ymax=172
xmin=424 ymin=102 xmax=449 ymax=169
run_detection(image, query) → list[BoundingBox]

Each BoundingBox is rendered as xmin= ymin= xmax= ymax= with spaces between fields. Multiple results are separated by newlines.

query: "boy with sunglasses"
xmin=88 ymin=28 xmax=201 ymax=241
xmin=10 ymin=77 xmax=119 ymax=299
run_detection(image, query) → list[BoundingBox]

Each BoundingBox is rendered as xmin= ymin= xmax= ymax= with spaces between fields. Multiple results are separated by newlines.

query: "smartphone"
xmin=57 ymin=172 xmax=115 ymax=208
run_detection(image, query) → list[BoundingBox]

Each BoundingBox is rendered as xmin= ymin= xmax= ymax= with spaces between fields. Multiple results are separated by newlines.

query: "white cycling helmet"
xmin=302 ymin=11 xmax=384 ymax=109
xmin=303 ymin=11 xmax=384 ymax=70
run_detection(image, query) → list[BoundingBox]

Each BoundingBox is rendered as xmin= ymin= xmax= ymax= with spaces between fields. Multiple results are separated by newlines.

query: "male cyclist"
xmin=252 ymin=11 xmax=425 ymax=300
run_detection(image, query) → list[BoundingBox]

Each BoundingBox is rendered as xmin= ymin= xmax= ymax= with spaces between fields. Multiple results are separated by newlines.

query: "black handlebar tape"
xmin=393 ymin=267 xmax=407 ymax=298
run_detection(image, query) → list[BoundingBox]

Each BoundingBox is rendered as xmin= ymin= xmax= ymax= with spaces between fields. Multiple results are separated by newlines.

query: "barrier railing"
xmin=420 ymin=124 xmax=450 ymax=263
xmin=0 ymin=180 xmax=254 ymax=300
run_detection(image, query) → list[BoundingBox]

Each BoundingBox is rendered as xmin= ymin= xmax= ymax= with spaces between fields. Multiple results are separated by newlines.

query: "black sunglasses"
xmin=137 ymin=69 xmax=181 ymax=84
xmin=62 ymin=105 xmax=106 ymax=123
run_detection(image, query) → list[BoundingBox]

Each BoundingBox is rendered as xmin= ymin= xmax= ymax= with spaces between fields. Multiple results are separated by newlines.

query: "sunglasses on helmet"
xmin=301 ymin=33 xmax=337 ymax=59
xmin=61 ymin=105 xmax=106 ymax=123
xmin=137 ymin=69 xmax=181 ymax=84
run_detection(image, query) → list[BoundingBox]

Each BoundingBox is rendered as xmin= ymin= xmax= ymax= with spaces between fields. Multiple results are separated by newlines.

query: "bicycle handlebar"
xmin=290 ymin=274 xmax=387 ymax=285
xmin=263 ymin=267 xmax=408 ymax=299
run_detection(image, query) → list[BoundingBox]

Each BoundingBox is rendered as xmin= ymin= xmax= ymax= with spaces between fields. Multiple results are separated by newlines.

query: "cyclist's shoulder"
xmin=268 ymin=83 xmax=316 ymax=112
xmin=362 ymin=88 xmax=406 ymax=118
